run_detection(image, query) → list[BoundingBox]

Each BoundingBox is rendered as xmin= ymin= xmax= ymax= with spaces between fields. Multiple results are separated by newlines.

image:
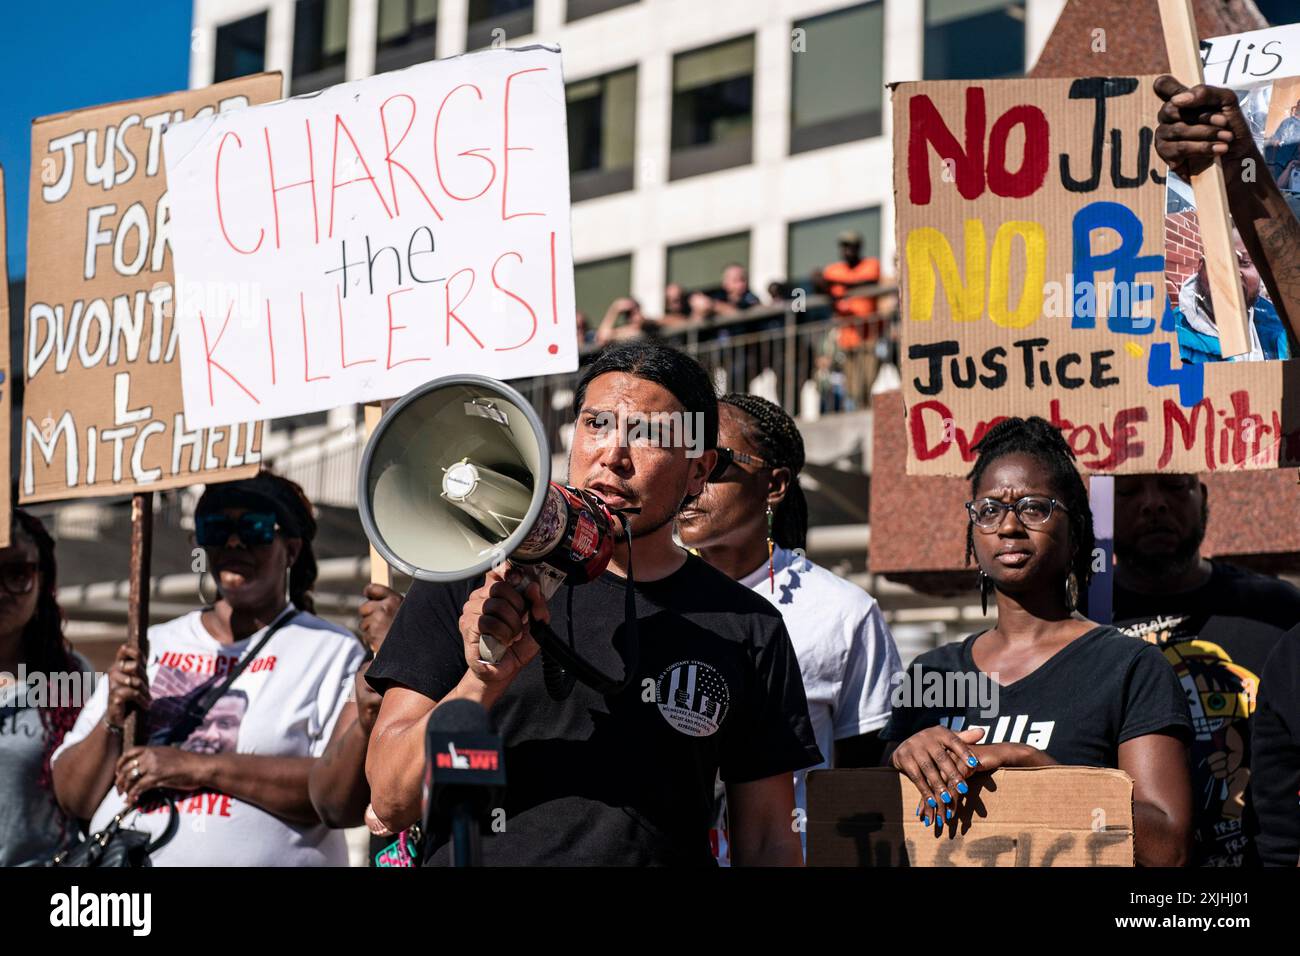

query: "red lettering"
xmin=215 ymin=132 xmax=263 ymax=254
xmin=445 ymin=268 xmax=484 ymax=348
xmin=1159 ymin=397 xmax=1213 ymax=470
xmin=206 ymin=792 xmax=222 ymax=813
xmin=337 ymin=286 xmax=376 ymax=368
xmin=1084 ymin=406 xmax=1146 ymax=470
xmin=502 ymin=68 xmax=546 ymax=221
xmin=198 ymin=303 xmax=261 ymax=407
xmin=491 ymin=251 xmax=537 ymax=351
xmin=328 ymin=113 xmax=394 ymax=238
xmin=908 ymin=89 xmax=985 ymax=205
xmin=266 ymin=300 xmax=278 ymax=385
xmin=384 ymin=287 xmax=428 ymax=369
xmin=265 ymin=119 xmax=320 ymax=249
xmin=299 ymin=292 xmax=331 ymax=383
xmin=986 ymin=105 xmax=1050 ymax=198
xmin=434 ymin=84 xmax=496 ymax=201
xmin=379 ymin=93 xmax=443 ymax=221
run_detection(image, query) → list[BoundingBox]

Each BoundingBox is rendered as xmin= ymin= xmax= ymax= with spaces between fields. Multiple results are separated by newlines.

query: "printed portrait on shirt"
xmin=144 ymin=654 xmax=253 ymax=753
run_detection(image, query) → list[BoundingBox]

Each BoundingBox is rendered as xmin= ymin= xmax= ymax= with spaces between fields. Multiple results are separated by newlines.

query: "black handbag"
xmin=49 ymin=607 xmax=296 ymax=867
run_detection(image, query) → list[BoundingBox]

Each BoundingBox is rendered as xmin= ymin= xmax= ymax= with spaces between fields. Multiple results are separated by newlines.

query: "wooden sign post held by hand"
xmin=364 ymin=403 xmax=392 ymax=589
xmin=1158 ymin=0 xmax=1251 ymax=359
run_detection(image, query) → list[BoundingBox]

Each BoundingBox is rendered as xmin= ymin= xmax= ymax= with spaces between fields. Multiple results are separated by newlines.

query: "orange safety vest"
xmin=824 ymin=257 xmax=880 ymax=348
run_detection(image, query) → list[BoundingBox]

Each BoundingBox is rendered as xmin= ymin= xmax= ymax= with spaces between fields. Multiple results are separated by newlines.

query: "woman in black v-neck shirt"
xmin=882 ymin=417 xmax=1193 ymax=867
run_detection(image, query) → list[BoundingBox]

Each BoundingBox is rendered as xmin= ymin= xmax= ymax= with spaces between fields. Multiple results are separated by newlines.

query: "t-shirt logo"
xmin=655 ymin=661 xmax=730 ymax=737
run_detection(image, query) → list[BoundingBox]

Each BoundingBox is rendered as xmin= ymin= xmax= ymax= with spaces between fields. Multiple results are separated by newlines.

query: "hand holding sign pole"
xmin=1157 ymin=0 xmax=1251 ymax=359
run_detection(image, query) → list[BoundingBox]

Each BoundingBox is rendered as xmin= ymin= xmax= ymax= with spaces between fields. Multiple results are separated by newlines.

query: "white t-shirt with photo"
xmin=54 ymin=607 xmax=365 ymax=866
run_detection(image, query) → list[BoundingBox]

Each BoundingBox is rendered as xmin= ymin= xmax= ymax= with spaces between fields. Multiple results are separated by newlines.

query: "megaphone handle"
xmin=477 ymin=565 xmax=560 ymax=665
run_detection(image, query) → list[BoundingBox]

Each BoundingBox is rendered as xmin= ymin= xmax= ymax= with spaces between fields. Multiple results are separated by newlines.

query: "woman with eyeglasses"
xmin=677 ymin=394 xmax=901 ymax=863
xmin=880 ymin=417 xmax=1194 ymax=867
xmin=52 ymin=471 xmax=365 ymax=865
xmin=0 ymin=510 xmax=93 ymax=866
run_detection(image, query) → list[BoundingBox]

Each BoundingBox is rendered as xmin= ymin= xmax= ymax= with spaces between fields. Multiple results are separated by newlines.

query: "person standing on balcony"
xmin=676 ymin=393 xmax=901 ymax=862
xmin=823 ymin=231 xmax=882 ymax=408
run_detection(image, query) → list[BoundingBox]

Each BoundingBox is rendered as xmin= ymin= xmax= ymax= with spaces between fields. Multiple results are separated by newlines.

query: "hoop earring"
xmin=766 ymin=502 xmax=775 ymax=594
xmin=1064 ymin=571 xmax=1079 ymax=613
xmin=285 ymin=565 xmax=293 ymax=607
xmin=198 ymin=570 xmax=219 ymax=608
xmin=979 ymin=570 xmax=993 ymax=615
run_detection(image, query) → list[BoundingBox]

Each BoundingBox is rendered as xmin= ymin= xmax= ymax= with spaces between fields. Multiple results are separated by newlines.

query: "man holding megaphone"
xmin=363 ymin=342 xmax=822 ymax=866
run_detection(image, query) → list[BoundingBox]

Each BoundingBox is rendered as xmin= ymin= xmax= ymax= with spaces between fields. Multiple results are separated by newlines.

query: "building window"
xmin=214 ymin=12 xmax=268 ymax=82
xmin=467 ymin=0 xmax=534 ymax=51
xmin=669 ymin=35 xmax=754 ymax=181
xmin=291 ymin=0 xmax=350 ymax=95
xmin=924 ymin=0 xmax=1025 ymax=80
xmin=566 ymin=0 xmax=638 ymax=22
xmin=791 ymin=3 xmax=883 ymax=154
xmin=376 ymin=0 xmax=437 ymax=73
xmin=787 ymin=208 xmax=881 ymax=287
xmin=575 ymin=255 xmax=633 ymax=331
xmin=568 ymin=68 xmax=637 ymax=202
xmin=667 ymin=232 xmax=750 ymax=296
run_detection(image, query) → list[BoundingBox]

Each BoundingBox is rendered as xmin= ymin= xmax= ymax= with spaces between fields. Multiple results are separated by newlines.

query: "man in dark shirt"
xmin=365 ymin=342 xmax=822 ymax=865
xmin=1248 ymin=625 xmax=1300 ymax=866
xmin=1111 ymin=474 xmax=1300 ymax=867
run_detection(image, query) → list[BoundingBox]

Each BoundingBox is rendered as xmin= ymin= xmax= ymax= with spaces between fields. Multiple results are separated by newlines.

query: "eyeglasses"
xmin=965 ymin=496 xmax=1068 ymax=531
xmin=0 ymin=562 xmax=38 ymax=596
xmin=195 ymin=512 xmax=281 ymax=549
xmin=709 ymin=447 xmax=771 ymax=482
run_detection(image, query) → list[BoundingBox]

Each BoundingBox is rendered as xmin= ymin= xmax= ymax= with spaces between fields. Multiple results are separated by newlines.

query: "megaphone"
xmin=357 ymin=374 xmax=635 ymax=683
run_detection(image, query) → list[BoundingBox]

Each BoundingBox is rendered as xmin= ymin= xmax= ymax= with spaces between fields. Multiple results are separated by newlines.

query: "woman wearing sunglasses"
xmin=52 ymin=471 xmax=365 ymax=866
xmin=880 ymin=417 xmax=1194 ymax=866
xmin=0 ymin=510 xmax=92 ymax=866
xmin=677 ymin=393 xmax=901 ymax=863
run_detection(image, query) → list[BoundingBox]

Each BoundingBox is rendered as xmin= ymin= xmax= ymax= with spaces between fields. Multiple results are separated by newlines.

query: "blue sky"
xmin=0 ymin=0 xmax=192 ymax=280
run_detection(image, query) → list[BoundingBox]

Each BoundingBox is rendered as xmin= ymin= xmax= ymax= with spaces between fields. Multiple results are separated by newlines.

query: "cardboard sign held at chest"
xmin=806 ymin=766 xmax=1134 ymax=866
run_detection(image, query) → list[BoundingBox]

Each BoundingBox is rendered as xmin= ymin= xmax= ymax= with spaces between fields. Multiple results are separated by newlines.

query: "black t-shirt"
xmin=366 ymin=554 xmax=822 ymax=866
xmin=881 ymin=627 xmax=1191 ymax=768
xmin=1246 ymin=625 xmax=1300 ymax=867
xmin=1113 ymin=561 xmax=1300 ymax=867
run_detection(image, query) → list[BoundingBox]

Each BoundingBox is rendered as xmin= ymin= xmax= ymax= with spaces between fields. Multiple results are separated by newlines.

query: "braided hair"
xmin=718 ymin=394 xmax=808 ymax=551
xmin=12 ymin=510 xmax=78 ymax=795
xmin=964 ymin=416 xmax=1095 ymax=595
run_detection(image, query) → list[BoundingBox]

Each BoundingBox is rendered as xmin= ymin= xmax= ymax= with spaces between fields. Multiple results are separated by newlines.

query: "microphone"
xmin=422 ymin=699 xmax=505 ymax=867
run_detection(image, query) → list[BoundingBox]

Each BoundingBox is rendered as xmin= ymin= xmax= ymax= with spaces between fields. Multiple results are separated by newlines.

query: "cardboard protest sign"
xmin=22 ymin=76 xmax=278 ymax=503
xmin=895 ymin=76 xmax=1299 ymax=477
xmin=807 ymin=766 xmax=1134 ymax=867
xmin=0 ymin=168 xmax=11 ymax=546
xmin=163 ymin=45 xmax=577 ymax=431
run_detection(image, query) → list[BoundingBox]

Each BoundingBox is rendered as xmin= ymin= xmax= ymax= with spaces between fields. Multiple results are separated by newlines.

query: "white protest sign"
xmin=1199 ymin=22 xmax=1300 ymax=88
xmin=164 ymin=45 xmax=576 ymax=430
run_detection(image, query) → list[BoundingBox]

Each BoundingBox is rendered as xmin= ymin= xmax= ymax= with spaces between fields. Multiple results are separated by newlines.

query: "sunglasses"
xmin=709 ymin=446 xmax=772 ymax=482
xmin=0 ymin=562 xmax=38 ymax=596
xmin=195 ymin=512 xmax=281 ymax=549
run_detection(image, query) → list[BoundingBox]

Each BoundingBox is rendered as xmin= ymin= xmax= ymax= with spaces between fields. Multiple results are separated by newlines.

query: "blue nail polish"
xmin=957 ymin=781 xmax=969 ymax=795
xmin=967 ymin=756 xmax=979 ymax=767
xmin=927 ymin=797 xmax=937 ymax=808
xmin=935 ymin=817 xmax=943 ymax=833
xmin=915 ymin=805 xmax=920 ymax=817
xmin=922 ymin=815 xmax=930 ymax=826
xmin=941 ymin=790 xmax=952 ymax=803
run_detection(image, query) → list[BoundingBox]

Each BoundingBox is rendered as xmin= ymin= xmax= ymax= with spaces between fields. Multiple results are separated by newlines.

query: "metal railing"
xmin=267 ymin=288 xmax=898 ymax=507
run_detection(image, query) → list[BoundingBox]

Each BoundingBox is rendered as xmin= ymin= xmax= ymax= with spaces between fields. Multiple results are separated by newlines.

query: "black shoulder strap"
xmin=160 ymin=605 xmax=297 ymax=746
